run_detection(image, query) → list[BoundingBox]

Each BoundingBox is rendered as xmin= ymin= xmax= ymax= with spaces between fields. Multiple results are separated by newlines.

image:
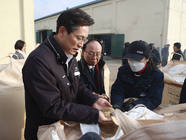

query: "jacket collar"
xmin=122 ymin=64 xmax=153 ymax=85
xmin=46 ymin=32 xmax=78 ymax=64
xmin=80 ymin=56 xmax=105 ymax=71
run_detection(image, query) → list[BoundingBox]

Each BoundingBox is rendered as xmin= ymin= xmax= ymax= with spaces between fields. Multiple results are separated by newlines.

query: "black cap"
xmin=123 ymin=40 xmax=150 ymax=61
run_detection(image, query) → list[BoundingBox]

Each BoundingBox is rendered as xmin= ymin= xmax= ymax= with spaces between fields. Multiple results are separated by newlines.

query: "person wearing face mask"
xmin=111 ymin=40 xmax=164 ymax=112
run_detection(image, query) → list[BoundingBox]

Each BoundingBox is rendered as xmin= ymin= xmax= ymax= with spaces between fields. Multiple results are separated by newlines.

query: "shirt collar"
xmin=88 ymin=65 xmax=95 ymax=69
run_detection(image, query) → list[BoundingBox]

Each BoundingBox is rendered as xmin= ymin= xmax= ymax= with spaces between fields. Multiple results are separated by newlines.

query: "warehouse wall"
xmin=0 ymin=0 xmax=35 ymax=64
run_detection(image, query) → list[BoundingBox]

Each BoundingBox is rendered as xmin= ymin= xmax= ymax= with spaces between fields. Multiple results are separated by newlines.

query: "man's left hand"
xmin=92 ymin=98 xmax=112 ymax=110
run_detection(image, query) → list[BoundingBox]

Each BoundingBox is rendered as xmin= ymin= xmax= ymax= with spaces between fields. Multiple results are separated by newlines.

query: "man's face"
xmin=82 ymin=41 xmax=102 ymax=66
xmin=173 ymin=46 xmax=177 ymax=52
xmin=21 ymin=43 xmax=26 ymax=52
xmin=152 ymin=44 xmax=155 ymax=49
xmin=57 ymin=25 xmax=89 ymax=55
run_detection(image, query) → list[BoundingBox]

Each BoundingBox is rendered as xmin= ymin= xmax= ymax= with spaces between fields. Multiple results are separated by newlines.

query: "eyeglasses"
xmin=84 ymin=51 xmax=102 ymax=58
xmin=72 ymin=32 xmax=86 ymax=43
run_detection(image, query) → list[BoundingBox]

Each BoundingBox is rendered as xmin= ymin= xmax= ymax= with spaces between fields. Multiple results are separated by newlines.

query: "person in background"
xmin=161 ymin=44 xmax=170 ymax=67
xmin=111 ymin=40 xmax=164 ymax=112
xmin=149 ymin=44 xmax=161 ymax=66
xmin=183 ymin=49 xmax=186 ymax=61
xmin=22 ymin=8 xmax=112 ymax=140
xmin=100 ymin=39 xmax=106 ymax=60
xmin=149 ymin=43 xmax=161 ymax=64
xmin=172 ymin=42 xmax=185 ymax=61
xmin=179 ymin=78 xmax=186 ymax=113
xmin=78 ymin=39 xmax=107 ymax=99
xmin=122 ymin=42 xmax=130 ymax=65
xmin=12 ymin=40 xmax=27 ymax=59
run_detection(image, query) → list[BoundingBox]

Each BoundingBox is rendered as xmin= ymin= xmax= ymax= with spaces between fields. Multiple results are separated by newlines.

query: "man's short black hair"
xmin=149 ymin=43 xmax=155 ymax=50
xmin=174 ymin=42 xmax=181 ymax=49
xmin=82 ymin=39 xmax=101 ymax=50
xmin=56 ymin=8 xmax=94 ymax=34
xmin=14 ymin=40 xmax=25 ymax=50
xmin=149 ymin=43 xmax=154 ymax=46
xmin=149 ymin=44 xmax=153 ymax=50
xmin=124 ymin=42 xmax=130 ymax=48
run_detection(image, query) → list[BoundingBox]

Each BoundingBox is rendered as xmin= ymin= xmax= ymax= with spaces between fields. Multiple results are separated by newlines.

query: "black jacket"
xmin=111 ymin=64 xmax=164 ymax=110
xmin=172 ymin=50 xmax=185 ymax=61
xmin=152 ymin=48 xmax=161 ymax=63
xmin=22 ymin=33 xmax=99 ymax=140
xmin=78 ymin=57 xmax=105 ymax=95
xmin=151 ymin=52 xmax=160 ymax=65
xmin=161 ymin=47 xmax=169 ymax=58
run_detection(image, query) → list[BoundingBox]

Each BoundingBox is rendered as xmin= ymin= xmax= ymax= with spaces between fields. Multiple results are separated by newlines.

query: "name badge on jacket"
xmin=74 ymin=71 xmax=80 ymax=76
xmin=140 ymin=92 xmax=146 ymax=97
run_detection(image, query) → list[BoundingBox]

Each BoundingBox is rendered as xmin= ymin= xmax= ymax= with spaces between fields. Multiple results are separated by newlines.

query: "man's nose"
xmin=78 ymin=42 xmax=84 ymax=48
xmin=92 ymin=54 xmax=97 ymax=59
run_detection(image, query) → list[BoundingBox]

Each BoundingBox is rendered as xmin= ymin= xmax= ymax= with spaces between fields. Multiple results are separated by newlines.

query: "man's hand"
xmin=98 ymin=111 xmax=113 ymax=125
xmin=92 ymin=98 xmax=112 ymax=110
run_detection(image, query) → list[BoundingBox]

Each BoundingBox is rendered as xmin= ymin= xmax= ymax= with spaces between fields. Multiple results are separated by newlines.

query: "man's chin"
xmin=90 ymin=63 xmax=97 ymax=66
xmin=69 ymin=52 xmax=76 ymax=55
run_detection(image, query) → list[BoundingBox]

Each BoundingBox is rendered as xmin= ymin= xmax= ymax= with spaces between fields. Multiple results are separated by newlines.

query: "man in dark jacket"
xmin=172 ymin=42 xmax=185 ymax=61
xmin=100 ymin=39 xmax=106 ymax=60
xmin=161 ymin=44 xmax=170 ymax=66
xmin=78 ymin=39 xmax=106 ymax=96
xmin=149 ymin=43 xmax=161 ymax=66
xmin=22 ymin=9 xmax=112 ymax=140
xmin=149 ymin=43 xmax=161 ymax=64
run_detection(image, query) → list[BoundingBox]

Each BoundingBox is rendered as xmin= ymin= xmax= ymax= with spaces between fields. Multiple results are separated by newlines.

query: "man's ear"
xmin=82 ymin=49 xmax=85 ymax=57
xmin=58 ymin=26 xmax=67 ymax=38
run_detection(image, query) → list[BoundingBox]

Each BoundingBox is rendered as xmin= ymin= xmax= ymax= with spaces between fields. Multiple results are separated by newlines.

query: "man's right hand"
xmin=98 ymin=111 xmax=113 ymax=125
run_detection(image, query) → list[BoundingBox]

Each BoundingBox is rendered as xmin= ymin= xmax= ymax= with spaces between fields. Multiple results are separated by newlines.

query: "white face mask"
xmin=128 ymin=59 xmax=146 ymax=72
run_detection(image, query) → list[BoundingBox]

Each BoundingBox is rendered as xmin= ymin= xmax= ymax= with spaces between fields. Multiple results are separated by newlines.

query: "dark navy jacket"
xmin=78 ymin=57 xmax=105 ymax=95
xmin=111 ymin=64 xmax=164 ymax=110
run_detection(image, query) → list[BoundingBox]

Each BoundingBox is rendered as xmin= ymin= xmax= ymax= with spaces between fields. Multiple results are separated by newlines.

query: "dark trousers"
xmin=78 ymin=132 xmax=102 ymax=140
xmin=162 ymin=57 xmax=168 ymax=67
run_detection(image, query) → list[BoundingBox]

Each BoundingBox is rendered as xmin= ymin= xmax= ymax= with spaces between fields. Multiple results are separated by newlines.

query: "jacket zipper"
xmin=67 ymin=58 xmax=75 ymax=77
xmin=47 ymin=37 xmax=60 ymax=59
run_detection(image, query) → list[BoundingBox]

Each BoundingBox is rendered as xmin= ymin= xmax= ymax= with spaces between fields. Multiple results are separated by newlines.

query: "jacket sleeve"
xmin=23 ymin=56 xmax=99 ymax=124
xmin=131 ymin=70 xmax=164 ymax=110
xmin=77 ymin=79 xmax=99 ymax=106
xmin=156 ymin=50 xmax=161 ymax=63
xmin=152 ymin=53 xmax=160 ymax=64
xmin=111 ymin=66 xmax=126 ymax=106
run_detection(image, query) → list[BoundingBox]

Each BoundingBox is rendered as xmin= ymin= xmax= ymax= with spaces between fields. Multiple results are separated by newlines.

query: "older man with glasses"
xmin=78 ymin=39 xmax=108 ymax=100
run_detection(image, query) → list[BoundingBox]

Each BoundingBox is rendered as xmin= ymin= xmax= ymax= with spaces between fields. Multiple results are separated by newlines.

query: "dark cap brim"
xmin=123 ymin=53 xmax=145 ymax=61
